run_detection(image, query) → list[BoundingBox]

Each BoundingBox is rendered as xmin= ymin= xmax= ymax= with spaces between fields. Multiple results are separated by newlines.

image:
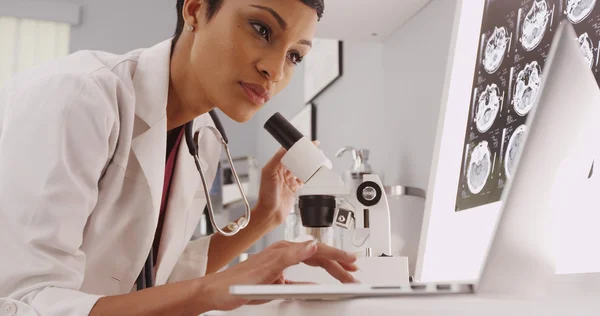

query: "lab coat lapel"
xmin=127 ymin=38 xmax=223 ymax=284
xmin=130 ymin=39 xmax=172 ymax=217
xmin=154 ymin=116 xmax=218 ymax=284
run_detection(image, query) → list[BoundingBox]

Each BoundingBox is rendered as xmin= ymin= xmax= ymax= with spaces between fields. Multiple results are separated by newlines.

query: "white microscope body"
xmin=265 ymin=113 xmax=409 ymax=285
xmin=296 ymin=156 xmax=393 ymax=258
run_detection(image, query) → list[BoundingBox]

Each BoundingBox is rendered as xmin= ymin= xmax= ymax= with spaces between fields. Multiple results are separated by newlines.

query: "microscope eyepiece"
xmin=263 ymin=111 xmax=332 ymax=186
xmin=264 ymin=112 xmax=304 ymax=150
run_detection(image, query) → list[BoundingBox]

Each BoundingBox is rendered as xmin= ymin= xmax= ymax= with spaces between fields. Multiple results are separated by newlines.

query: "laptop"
xmin=229 ymin=21 xmax=600 ymax=301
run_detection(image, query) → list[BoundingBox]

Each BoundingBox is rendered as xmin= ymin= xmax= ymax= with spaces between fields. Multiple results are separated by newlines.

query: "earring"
xmin=187 ymin=25 xmax=195 ymax=32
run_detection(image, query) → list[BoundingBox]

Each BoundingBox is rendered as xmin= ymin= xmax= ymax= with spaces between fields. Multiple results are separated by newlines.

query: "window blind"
xmin=0 ymin=16 xmax=70 ymax=88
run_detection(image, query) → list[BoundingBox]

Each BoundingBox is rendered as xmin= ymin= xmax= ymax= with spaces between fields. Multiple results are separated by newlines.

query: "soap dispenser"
xmin=335 ymin=146 xmax=373 ymax=189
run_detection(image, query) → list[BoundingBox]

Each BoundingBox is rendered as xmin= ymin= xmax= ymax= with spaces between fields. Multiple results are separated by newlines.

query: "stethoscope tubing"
xmin=136 ymin=110 xmax=251 ymax=290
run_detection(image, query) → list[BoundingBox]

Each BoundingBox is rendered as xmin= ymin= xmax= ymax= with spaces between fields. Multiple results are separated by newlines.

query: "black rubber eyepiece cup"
xmin=298 ymin=195 xmax=337 ymax=228
xmin=264 ymin=112 xmax=304 ymax=150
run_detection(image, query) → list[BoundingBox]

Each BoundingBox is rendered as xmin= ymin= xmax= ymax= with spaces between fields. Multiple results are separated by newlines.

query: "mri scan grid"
xmin=453 ymin=0 xmax=600 ymax=212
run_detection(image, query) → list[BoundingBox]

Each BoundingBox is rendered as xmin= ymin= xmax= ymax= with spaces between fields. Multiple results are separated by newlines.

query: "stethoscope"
xmin=136 ymin=109 xmax=251 ymax=290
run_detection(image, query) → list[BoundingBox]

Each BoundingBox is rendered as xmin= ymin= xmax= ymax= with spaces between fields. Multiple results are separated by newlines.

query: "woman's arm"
xmin=90 ymin=279 xmax=211 ymax=316
xmin=94 ymin=240 xmax=358 ymax=315
xmin=206 ymin=205 xmax=279 ymax=274
xmin=0 ymin=73 xmax=136 ymax=315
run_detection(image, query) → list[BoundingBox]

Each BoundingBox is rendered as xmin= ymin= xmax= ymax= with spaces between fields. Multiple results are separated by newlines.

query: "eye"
xmin=251 ymin=22 xmax=271 ymax=41
xmin=288 ymin=51 xmax=304 ymax=65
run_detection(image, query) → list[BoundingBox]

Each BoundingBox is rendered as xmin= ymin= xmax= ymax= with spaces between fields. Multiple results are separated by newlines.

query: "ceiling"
xmin=314 ymin=0 xmax=432 ymax=42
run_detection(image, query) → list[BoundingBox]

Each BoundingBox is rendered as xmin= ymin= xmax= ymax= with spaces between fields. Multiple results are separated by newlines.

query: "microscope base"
xmin=284 ymin=256 xmax=410 ymax=286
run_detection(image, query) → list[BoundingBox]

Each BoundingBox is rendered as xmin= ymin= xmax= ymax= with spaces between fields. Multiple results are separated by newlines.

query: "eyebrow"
xmin=249 ymin=5 xmax=287 ymax=30
xmin=249 ymin=5 xmax=313 ymax=48
xmin=298 ymin=39 xmax=312 ymax=48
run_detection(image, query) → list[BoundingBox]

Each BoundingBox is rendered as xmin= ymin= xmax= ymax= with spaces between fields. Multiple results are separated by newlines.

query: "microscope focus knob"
xmin=356 ymin=181 xmax=382 ymax=207
xmin=362 ymin=187 xmax=377 ymax=201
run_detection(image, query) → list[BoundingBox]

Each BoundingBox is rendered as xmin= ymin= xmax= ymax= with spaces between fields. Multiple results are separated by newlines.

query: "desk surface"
xmin=216 ymin=294 xmax=600 ymax=316
xmin=214 ymin=273 xmax=600 ymax=316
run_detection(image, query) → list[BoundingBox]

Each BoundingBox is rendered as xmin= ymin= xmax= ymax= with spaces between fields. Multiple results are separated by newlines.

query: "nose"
xmin=257 ymin=52 xmax=285 ymax=82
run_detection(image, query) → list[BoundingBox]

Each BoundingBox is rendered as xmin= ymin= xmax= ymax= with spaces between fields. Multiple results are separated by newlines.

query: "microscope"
xmin=264 ymin=113 xmax=409 ymax=285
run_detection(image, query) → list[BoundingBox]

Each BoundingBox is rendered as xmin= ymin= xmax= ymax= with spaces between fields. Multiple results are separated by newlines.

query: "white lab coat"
xmin=0 ymin=38 xmax=221 ymax=315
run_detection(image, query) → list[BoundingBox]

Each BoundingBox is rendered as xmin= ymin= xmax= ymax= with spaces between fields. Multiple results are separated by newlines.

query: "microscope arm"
xmin=289 ymin=152 xmax=392 ymax=256
xmin=299 ymin=168 xmax=393 ymax=257
xmin=333 ymin=174 xmax=393 ymax=257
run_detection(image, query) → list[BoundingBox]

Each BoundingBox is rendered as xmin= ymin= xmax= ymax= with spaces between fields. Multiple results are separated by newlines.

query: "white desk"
xmin=213 ymin=273 xmax=600 ymax=316
xmin=216 ymin=295 xmax=600 ymax=316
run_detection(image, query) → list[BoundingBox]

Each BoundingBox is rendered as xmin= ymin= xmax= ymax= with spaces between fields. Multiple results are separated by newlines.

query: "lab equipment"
xmin=137 ymin=109 xmax=251 ymax=290
xmin=263 ymin=112 xmax=409 ymax=286
xmin=335 ymin=146 xmax=373 ymax=189
xmin=285 ymin=196 xmax=343 ymax=249
xmin=230 ymin=20 xmax=600 ymax=299
xmin=264 ymin=112 xmax=393 ymax=257
xmin=333 ymin=146 xmax=373 ymax=251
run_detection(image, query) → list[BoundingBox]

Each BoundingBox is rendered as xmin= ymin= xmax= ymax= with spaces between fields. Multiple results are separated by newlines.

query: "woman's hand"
xmin=198 ymin=240 xmax=359 ymax=312
xmin=255 ymin=141 xmax=319 ymax=225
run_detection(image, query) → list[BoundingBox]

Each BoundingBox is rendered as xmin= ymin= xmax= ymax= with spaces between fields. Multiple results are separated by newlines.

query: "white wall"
xmin=304 ymin=0 xmax=457 ymax=189
xmin=311 ymin=41 xmax=386 ymax=175
xmin=61 ymin=0 xmax=176 ymax=54
xmin=304 ymin=0 xmax=458 ymax=191
xmin=382 ymin=0 xmax=459 ymax=190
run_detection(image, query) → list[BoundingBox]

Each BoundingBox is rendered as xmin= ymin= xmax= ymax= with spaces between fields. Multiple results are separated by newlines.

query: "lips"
xmin=240 ymin=82 xmax=270 ymax=105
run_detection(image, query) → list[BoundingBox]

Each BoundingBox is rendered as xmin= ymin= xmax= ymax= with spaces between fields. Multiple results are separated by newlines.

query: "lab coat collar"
xmin=130 ymin=38 xmax=172 ymax=214
xmin=132 ymin=38 xmax=172 ymax=128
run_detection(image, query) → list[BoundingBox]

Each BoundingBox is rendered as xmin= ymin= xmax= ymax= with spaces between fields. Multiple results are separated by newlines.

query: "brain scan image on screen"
xmin=513 ymin=61 xmax=542 ymax=116
xmin=566 ymin=0 xmax=596 ymax=23
xmin=521 ymin=0 xmax=551 ymax=51
xmin=579 ymin=32 xmax=594 ymax=68
xmin=483 ymin=27 xmax=510 ymax=74
xmin=475 ymin=84 xmax=501 ymax=133
xmin=505 ymin=125 xmax=527 ymax=179
xmin=467 ymin=141 xmax=492 ymax=194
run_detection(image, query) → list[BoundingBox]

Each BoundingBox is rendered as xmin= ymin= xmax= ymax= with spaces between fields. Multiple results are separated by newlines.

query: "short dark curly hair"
xmin=172 ymin=0 xmax=324 ymax=47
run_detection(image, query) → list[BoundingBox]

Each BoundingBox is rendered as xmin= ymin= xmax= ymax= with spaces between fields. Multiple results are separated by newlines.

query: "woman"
xmin=0 ymin=0 xmax=359 ymax=315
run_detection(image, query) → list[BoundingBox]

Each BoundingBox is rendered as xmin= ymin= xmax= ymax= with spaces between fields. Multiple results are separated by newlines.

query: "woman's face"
xmin=187 ymin=0 xmax=319 ymax=122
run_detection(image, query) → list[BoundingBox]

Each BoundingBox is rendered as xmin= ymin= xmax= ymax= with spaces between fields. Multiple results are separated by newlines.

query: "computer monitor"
xmin=416 ymin=1 xmax=600 ymax=283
